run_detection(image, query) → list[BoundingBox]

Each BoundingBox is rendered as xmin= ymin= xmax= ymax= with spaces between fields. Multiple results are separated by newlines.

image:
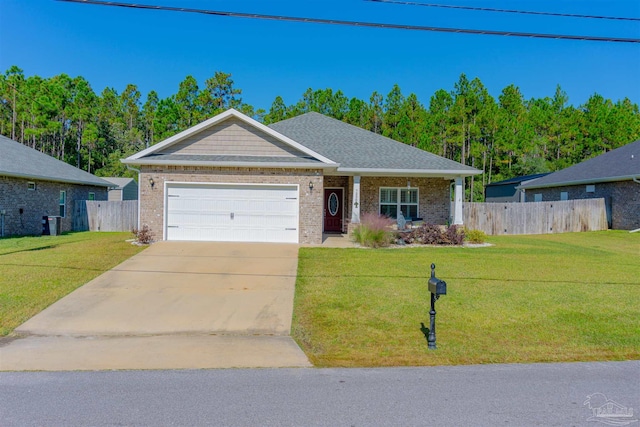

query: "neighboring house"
xmin=519 ymin=139 xmax=640 ymax=230
xmin=103 ymin=177 xmax=139 ymax=201
xmin=122 ymin=109 xmax=480 ymax=244
xmin=0 ymin=135 xmax=111 ymax=237
xmin=485 ymin=173 xmax=550 ymax=202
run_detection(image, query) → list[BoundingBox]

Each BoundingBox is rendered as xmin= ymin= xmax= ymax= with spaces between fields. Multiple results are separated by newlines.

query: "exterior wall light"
xmin=309 ymin=181 xmax=314 ymax=191
xmin=148 ymin=177 xmax=155 ymax=188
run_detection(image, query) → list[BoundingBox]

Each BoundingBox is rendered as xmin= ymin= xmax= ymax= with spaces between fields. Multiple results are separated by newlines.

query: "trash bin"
xmin=47 ymin=216 xmax=61 ymax=236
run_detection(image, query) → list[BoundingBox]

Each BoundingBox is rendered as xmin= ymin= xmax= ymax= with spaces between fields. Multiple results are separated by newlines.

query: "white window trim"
xmin=534 ymin=193 xmax=543 ymax=202
xmin=379 ymin=187 xmax=419 ymax=219
xmin=59 ymin=190 xmax=66 ymax=218
xmin=27 ymin=182 xmax=36 ymax=190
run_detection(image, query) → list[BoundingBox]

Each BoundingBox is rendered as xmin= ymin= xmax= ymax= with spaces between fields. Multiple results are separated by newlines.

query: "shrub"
xmin=401 ymin=223 xmax=465 ymax=245
xmin=352 ymin=213 xmax=395 ymax=248
xmin=465 ymin=229 xmax=487 ymax=244
xmin=132 ymin=225 xmax=153 ymax=244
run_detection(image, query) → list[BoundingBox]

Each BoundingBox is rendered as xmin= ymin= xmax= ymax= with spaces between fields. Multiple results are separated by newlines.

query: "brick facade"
xmin=0 ymin=176 xmax=107 ymax=236
xmin=139 ymin=166 xmax=324 ymax=244
xmin=358 ymin=177 xmax=451 ymax=224
xmin=524 ymin=180 xmax=640 ymax=230
xmin=137 ymin=168 xmax=455 ymax=244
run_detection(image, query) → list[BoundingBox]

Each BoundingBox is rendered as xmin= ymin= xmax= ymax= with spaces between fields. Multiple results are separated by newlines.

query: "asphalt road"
xmin=1 ymin=361 xmax=638 ymax=426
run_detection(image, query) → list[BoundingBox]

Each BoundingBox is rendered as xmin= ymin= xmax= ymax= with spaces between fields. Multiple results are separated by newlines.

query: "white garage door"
xmin=165 ymin=183 xmax=299 ymax=243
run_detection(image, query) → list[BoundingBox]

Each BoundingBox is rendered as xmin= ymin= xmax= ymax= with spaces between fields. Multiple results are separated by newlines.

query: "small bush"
xmin=465 ymin=229 xmax=487 ymax=244
xmin=401 ymin=223 xmax=465 ymax=245
xmin=352 ymin=213 xmax=395 ymax=248
xmin=132 ymin=224 xmax=153 ymax=244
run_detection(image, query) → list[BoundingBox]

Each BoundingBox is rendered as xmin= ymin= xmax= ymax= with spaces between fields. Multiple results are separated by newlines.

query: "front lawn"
xmin=293 ymin=231 xmax=640 ymax=367
xmin=0 ymin=232 xmax=145 ymax=336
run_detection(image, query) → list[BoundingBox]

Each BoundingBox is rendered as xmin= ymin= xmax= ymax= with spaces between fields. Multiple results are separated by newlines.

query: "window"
xmin=586 ymin=185 xmax=595 ymax=193
xmin=380 ymin=188 xmax=418 ymax=219
xmin=88 ymin=192 xmax=95 ymax=201
xmin=59 ymin=191 xmax=66 ymax=217
xmin=27 ymin=182 xmax=36 ymax=191
xmin=560 ymin=192 xmax=568 ymax=201
xmin=534 ymin=194 xmax=543 ymax=202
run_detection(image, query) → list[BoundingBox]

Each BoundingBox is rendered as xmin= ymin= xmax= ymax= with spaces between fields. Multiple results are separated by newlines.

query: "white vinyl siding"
xmin=379 ymin=188 xmax=419 ymax=219
xmin=165 ymin=183 xmax=299 ymax=243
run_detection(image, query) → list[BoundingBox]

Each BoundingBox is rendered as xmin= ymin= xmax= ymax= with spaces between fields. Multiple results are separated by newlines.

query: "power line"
xmin=366 ymin=0 xmax=640 ymax=22
xmin=57 ymin=0 xmax=640 ymax=44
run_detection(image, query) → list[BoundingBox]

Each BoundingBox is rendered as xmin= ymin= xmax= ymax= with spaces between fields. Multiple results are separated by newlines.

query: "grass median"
xmin=293 ymin=231 xmax=640 ymax=367
xmin=0 ymin=232 xmax=145 ymax=336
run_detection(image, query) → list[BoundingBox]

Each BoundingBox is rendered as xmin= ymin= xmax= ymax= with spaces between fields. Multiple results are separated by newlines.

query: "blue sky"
xmin=1 ymin=0 xmax=639 ymax=112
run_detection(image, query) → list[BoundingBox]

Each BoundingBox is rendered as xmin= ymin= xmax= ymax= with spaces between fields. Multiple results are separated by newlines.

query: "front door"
xmin=324 ymin=188 xmax=343 ymax=232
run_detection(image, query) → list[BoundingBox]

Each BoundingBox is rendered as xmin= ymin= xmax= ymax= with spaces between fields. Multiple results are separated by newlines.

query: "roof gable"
xmin=520 ymin=140 xmax=640 ymax=189
xmin=124 ymin=109 xmax=336 ymax=166
xmin=157 ymin=116 xmax=307 ymax=158
xmin=103 ymin=177 xmax=136 ymax=189
xmin=269 ymin=112 xmax=480 ymax=176
xmin=0 ymin=135 xmax=112 ymax=187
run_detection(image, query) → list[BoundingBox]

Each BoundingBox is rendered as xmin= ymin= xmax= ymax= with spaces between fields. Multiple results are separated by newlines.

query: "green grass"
xmin=293 ymin=231 xmax=640 ymax=367
xmin=0 ymin=232 xmax=146 ymax=336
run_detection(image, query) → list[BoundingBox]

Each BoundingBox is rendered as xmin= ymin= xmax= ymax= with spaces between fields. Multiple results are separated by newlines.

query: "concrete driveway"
xmin=0 ymin=242 xmax=311 ymax=371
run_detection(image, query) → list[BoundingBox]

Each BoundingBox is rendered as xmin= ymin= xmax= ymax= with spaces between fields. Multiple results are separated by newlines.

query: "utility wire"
xmin=366 ymin=0 xmax=640 ymax=22
xmin=57 ymin=0 xmax=640 ymax=43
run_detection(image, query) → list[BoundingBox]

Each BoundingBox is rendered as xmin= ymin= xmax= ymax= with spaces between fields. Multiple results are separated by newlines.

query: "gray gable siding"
xmin=159 ymin=117 xmax=308 ymax=158
xmin=103 ymin=178 xmax=138 ymax=200
xmin=269 ymin=112 xmax=479 ymax=173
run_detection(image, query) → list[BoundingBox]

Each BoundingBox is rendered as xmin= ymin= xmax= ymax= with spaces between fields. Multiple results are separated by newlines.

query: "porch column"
xmin=453 ymin=177 xmax=463 ymax=225
xmin=351 ymin=175 xmax=361 ymax=224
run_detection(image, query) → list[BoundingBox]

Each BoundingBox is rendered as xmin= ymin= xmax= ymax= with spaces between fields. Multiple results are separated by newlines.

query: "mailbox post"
xmin=426 ymin=263 xmax=446 ymax=350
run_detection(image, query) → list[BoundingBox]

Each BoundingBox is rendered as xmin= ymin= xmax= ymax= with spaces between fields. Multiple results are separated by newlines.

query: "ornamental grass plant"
xmin=352 ymin=213 xmax=395 ymax=248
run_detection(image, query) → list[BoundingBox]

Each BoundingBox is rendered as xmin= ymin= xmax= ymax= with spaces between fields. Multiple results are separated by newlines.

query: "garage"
xmin=165 ymin=183 xmax=299 ymax=243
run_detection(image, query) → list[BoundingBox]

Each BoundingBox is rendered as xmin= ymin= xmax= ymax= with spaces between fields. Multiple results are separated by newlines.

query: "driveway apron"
xmin=0 ymin=242 xmax=311 ymax=371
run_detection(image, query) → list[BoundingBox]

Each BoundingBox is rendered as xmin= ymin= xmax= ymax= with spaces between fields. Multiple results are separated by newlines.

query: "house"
xmin=122 ymin=109 xmax=480 ymax=244
xmin=0 ymin=135 xmax=112 ymax=237
xmin=484 ymin=173 xmax=550 ymax=202
xmin=519 ymin=139 xmax=640 ymax=230
xmin=103 ymin=177 xmax=138 ymax=201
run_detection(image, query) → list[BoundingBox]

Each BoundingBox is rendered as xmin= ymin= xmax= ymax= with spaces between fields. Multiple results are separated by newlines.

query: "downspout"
xmin=126 ymin=165 xmax=142 ymax=230
xmin=631 ymin=177 xmax=640 ymax=233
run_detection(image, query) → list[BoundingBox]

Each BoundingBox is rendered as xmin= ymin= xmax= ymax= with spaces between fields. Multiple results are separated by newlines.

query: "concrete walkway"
xmin=0 ymin=242 xmax=311 ymax=371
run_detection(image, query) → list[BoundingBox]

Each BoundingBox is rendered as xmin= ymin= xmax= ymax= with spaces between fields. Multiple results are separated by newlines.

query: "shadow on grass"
xmin=0 ymin=245 xmax=59 ymax=257
xmin=296 ymin=273 xmax=638 ymax=286
xmin=0 ymin=262 xmax=105 ymax=272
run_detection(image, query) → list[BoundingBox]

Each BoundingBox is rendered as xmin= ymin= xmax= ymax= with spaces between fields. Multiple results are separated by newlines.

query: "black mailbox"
xmin=428 ymin=276 xmax=446 ymax=296
xmin=423 ymin=263 xmax=447 ymax=350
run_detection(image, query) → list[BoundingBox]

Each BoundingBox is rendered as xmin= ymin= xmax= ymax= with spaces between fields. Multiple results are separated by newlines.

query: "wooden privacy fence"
xmin=73 ymin=200 xmax=138 ymax=232
xmin=463 ymin=199 xmax=608 ymax=235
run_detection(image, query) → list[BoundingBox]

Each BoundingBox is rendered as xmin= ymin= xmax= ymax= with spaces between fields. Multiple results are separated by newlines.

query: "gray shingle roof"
xmin=520 ymin=140 xmax=640 ymax=189
xmin=269 ymin=112 xmax=479 ymax=174
xmin=0 ymin=135 xmax=112 ymax=187
xmin=487 ymin=173 xmax=550 ymax=187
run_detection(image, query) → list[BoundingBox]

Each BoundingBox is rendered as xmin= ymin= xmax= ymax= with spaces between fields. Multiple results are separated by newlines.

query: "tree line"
xmin=2 ymin=65 xmax=639 ymax=201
